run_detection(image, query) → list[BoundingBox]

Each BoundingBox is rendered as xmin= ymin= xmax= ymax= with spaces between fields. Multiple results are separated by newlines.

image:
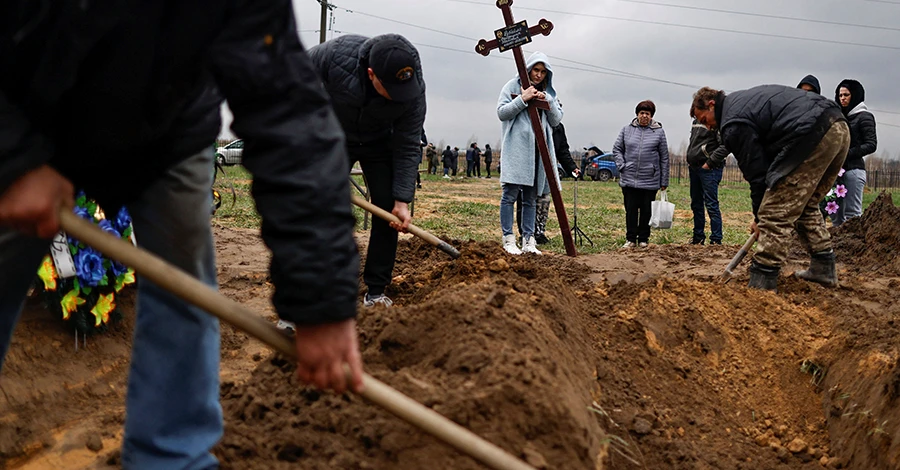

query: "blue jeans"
xmin=0 ymin=150 xmax=222 ymax=469
xmin=689 ymin=166 xmax=723 ymax=243
xmin=831 ymin=168 xmax=866 ymax=227
xmin=501 ymin=183 xmax=536 ymax=238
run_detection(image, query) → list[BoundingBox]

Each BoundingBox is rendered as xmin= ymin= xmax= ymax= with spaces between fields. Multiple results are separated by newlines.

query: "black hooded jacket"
xmin=797 ymin=75 xmax=821 ymax=95
xmin=0 ymin=0 xmax=360 ymax=326
xmin=552 ymin=123 xmax=578 ymax=176
xmin=687 ymin=119 xmax=729 ymax=168
xmin=835 ymin=79 xmax=877 ymax=171
xmin=307 ymin=34 xmax=427 ymax=204
xmin=714 ymin=85 xmax=846 ymax=217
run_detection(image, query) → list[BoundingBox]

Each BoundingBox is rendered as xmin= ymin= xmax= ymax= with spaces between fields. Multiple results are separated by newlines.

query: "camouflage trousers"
xmin=755 ymin=121 xmax=850 ymax=268
xmin=516 ymin=192 xmax=552 ymax=237
xmin=535 ymin=194 xmax=552 ymax=237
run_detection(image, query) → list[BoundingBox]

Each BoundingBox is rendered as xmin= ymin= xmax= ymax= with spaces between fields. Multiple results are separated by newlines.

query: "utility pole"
xmin=319 ymin=0 xmax=328 ymax=44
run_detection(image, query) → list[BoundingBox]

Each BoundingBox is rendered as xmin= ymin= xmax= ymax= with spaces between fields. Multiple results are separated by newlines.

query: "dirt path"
xmin=3 ymin=195 xmax=900 ymax=469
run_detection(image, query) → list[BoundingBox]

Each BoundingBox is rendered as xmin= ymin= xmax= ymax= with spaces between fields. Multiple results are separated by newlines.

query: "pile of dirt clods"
xmin=832 ymin=191 xmax=900 ymax=275
xmin=215 ymin=233 xmax=895 ymax=469
xmin=216 ymin=243 xmax=605 ymax=469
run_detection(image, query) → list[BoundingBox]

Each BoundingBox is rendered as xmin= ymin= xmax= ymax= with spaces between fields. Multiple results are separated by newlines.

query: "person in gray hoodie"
xmin=496 ymin=52 xmax=563 ymax=255
xmin=613 ymin=100 xmax=670 ymax=248
xmin=832 ymin=79 xmax=876 ymax=226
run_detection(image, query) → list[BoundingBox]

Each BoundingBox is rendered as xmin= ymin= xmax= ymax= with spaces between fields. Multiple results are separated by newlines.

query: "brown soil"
xmin=831 ymin=191 xmax=900 ymax=276
xmin=3 ymin=199 xmax=900 ymax=470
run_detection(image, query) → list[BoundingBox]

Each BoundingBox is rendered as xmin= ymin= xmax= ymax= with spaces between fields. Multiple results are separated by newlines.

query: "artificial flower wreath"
xmin=34 ymin=192 xmax=136 ymax=334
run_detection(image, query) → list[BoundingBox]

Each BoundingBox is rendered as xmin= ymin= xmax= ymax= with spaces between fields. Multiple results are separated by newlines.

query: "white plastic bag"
xmin=650 ymin=189 xmax=675 ymax=229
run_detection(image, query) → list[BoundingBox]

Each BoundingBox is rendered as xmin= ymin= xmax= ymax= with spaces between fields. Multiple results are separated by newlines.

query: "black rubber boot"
xmin=795 ymin=250 xmax=838 ymax=287
xmin=748 ymin=261 xmax=780 ymax=292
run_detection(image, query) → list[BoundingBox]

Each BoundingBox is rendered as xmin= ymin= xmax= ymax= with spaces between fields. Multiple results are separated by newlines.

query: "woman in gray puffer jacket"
xmin=613 ymin=100 xmax=670 ymax=247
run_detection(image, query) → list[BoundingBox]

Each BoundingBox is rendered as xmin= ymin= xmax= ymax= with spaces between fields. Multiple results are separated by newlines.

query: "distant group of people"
xmin=424 ymin=143 xmax=495 ymax=178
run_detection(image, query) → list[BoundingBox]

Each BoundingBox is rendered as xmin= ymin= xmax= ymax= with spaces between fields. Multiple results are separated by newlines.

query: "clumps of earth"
xmin=214 ymin=193 xmax=900 ymax=470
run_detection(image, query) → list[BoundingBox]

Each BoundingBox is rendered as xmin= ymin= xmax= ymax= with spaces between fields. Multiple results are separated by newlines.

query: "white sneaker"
xmin=522 ymin=236 xmax=542 ymax=255
xmin=276 ymin=319 xmax=296 ymax=334
xmin=502 ymin=234 xmax=522 ymax=255
xmin=363 ymin=293 xmax=393 ymax=308
xmin=622 ymin=241 xmax=635 ymax=249
xmin=443 ymin=175 xmax=450 ymax=179
xmin=638 ymin=242 xmax=649 ymax=248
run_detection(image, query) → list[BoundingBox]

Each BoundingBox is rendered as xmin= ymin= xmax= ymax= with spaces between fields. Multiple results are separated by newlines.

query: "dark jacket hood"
xmin=797 ymin=75 xmax=821 ymax=94
xmin=835 ymin=79 xmax=865 ymax=115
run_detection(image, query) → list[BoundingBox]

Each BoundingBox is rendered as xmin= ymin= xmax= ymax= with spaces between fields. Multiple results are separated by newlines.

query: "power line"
xmin=412 ymin=42 xmax=670 ymax=82
xmin=333 ymin=4 xmax=699 ymax=88
xmin=328 ymin=2 xmax=900 ymax=118
xmin=444 ymin=0 xmax=900 ymax=51
xmin=863 ymin=0 xmax=900 ymax=4
xmin=608 ymin=0 xmax=900 ymax=33
xmin=345 ymin=9 xmax=474 ymax=41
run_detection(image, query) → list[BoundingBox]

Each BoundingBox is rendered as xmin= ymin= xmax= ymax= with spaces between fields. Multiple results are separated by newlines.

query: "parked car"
xmin=584 ymin=152 xmax=619 ymax=181
xmin=216 ymin=139 xmax=243 ymax=166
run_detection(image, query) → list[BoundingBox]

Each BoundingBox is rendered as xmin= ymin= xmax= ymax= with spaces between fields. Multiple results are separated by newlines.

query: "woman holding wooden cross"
xmin=496 ymin=52 xmax=563 ymax=255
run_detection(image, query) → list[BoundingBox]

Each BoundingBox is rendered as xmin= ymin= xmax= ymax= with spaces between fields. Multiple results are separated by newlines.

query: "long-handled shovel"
xmin=721 ymin=231 xmax=759 ymax=283
xmin=58 ymin=210 xmax=532 ymax=470
xmin=351 ymin=194 xmax=460 ymax=259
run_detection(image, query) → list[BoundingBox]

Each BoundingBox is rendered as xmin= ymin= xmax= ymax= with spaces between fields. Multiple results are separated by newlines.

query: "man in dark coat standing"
xmin=692 ymin=85 xmax=849 ymax=292
xmin=442 ymin=145 xmax=454 ymax=178
xmin=309 ymin=34 xmax=427 ymax=307
xmin=0 ymin=1 xmax=363 ymax=467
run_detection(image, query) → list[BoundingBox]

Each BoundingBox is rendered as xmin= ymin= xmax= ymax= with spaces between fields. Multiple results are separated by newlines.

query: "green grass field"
xmin=213 ymin=165 xmax=881 ymax=255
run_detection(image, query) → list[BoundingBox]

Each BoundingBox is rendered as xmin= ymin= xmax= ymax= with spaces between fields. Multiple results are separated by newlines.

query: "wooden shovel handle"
xmin=351 ymin=195 xmax=460 ymax=259
xmin=58 ymin=210 xmax=531 ymax=470
xmin=724 ymin=231 xmax=759 ymax=277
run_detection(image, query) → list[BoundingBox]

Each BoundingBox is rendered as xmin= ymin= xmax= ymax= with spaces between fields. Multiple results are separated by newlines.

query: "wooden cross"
xmin=475 ymin=0 xmax=577 ymax=257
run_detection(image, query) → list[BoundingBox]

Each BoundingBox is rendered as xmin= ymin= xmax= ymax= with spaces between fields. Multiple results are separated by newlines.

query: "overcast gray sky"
xmin=225 ymin=0 xmax=900 ymax=157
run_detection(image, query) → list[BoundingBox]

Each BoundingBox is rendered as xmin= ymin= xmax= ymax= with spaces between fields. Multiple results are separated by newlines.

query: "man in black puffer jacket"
xmin=308 ymin=34 xmax=426 ymax=307
xmin=0 ymin=1 xmax=362 ymax=467
xmin=832 ymin=79 xmax=877 ymax=226
xmin=692 ymin=85 xmax=849 ymax=292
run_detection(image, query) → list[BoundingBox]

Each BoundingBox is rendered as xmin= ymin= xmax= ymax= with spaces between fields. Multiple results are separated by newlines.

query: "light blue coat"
xmin=497 ymin=52 xmax=563 ymax=195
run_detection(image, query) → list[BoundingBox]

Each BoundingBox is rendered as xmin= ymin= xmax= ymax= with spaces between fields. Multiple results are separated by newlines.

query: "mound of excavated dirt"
xmin=214 ymin=238 xmax=859 ymax=469
xmin=215 ymin=241 xmax=605 ymax=469
xmin=8 ymin=223 xmax=900 ymax=469
xmin=832 ymin=191 xmax=900 ymax=275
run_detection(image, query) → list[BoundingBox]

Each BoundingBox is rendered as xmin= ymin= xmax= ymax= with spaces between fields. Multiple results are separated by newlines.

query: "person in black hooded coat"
xmin=798 ymin=75 xmax=821 ymax=94
xmin=831 ymin=79 xmax=877 ymax=226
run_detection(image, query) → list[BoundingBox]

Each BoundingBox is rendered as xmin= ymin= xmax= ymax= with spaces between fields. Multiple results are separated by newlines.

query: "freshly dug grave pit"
xmin=213 ymin=237 xmax=883 ymax=469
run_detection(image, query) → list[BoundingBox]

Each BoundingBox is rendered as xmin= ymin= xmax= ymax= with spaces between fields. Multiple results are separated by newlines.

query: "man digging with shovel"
xmin=692 ymin=85 xmax=850 ymax=292
xmin=0 ymin=2 xmax=363 ymax=468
